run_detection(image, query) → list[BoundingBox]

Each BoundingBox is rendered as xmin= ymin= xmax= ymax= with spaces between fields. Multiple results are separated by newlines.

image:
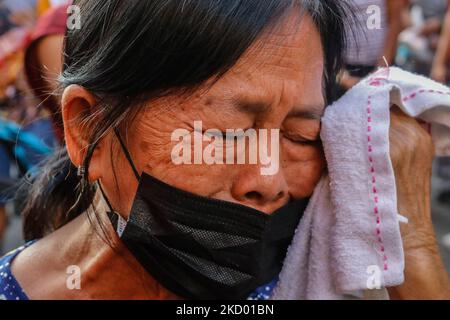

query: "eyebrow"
xmin=286 ymin=106 xmax=324 ymax=120
xmin=235 ymin=100 xmax=271 ymax=114
xmin=206 ymin=94 xmax=324 ymax=120
xmin=234 ymin=99 xmax=324 ymax=120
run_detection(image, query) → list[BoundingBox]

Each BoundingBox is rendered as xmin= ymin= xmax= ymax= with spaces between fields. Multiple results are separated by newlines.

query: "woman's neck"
xmin=11 ymin=189 xmax=180 ymax=300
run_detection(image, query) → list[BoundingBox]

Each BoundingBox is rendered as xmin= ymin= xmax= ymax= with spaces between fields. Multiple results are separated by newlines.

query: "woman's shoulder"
xmin=6 ymin=214 xmax=102 ymax=299
xmin=0 ymin=241 xmax=36 ymax=300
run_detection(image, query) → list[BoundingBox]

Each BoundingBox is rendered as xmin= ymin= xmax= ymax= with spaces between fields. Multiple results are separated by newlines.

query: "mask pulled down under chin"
xmin=107 ymin=172 xmax=308 ymax=300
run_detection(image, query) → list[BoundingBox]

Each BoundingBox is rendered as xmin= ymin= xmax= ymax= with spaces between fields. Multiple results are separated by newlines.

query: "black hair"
xmin=21 ymin=0 xmax=352 ymax=241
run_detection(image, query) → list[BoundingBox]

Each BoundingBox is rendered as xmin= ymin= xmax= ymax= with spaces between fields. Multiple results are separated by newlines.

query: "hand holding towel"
xmin=272 ymin=67 xmax=450 ymax=300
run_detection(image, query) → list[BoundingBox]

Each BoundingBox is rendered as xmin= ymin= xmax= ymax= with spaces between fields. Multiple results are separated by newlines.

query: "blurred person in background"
xmin=0 ymin=2 xmax=30 ymax=248
xmin=0 ymin=0 xmax=59 ymax=250
xmin=24 ymin=2 xmax=70 ymax=142
xmin=338 ymin=0 xmax=406 ymax=95
xmin=396 ymin=0 xmax=448 ymax=75
xmin=431 ymin=1 xmax=450 ymax=83
xmin=431 ymin=2 xmax=450 ymax=204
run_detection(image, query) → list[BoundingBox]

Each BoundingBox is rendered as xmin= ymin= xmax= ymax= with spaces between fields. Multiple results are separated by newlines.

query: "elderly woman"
xmin=0 ymin=0 xmax=449 ymax=300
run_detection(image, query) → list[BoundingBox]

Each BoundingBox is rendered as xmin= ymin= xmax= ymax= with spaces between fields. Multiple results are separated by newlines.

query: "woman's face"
xmin=66 ymin=13 xmax=326 ymax=217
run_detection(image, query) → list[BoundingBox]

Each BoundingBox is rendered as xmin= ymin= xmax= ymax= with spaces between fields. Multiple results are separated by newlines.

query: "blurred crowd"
xmin=0 ymin=0 xmax=449 ymax=253
xmin=0 ymin=0 xmax=66 ymax=251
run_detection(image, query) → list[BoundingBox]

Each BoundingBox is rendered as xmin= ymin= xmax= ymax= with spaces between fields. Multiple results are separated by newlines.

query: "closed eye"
xmin=282 ymin=132 xmax=321 ymax=146
xmin=204 ymin=129 xmax=252 ymax=141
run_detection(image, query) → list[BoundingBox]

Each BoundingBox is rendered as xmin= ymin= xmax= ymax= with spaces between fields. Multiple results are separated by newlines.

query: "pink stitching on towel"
xmin=366 ymin=95 xmax=389 ymax=271
xmin=368 ymin=68 xmax=391 ymax=88
xmin=402 ymin=88 xmax=450 ymax=102
xmin=401 ymin=88 xmax=450 ymax=135
xmin=364 ymin=74 xmax=450 ymax=271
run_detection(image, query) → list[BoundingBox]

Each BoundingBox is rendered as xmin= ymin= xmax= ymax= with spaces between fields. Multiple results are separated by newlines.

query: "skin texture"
xmin=10 ymin=12 xmax=450 ymax=299
xmin=69 ymin=12 xmax=326 ymax=217
xmin=388 ymin=107 xmax=450 ymax=299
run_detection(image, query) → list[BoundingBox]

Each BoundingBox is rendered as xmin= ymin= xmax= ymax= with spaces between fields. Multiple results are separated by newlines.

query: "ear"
xmin=61 ymin=84 xmax=105 ymax=183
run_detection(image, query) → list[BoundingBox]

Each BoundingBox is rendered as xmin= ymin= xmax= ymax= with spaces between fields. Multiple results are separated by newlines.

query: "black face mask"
xmin=105 ymin=130 xmax=308 ymax=300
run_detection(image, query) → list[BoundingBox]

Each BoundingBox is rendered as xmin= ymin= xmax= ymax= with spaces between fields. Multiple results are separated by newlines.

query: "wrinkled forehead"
xmin=138 ymin=10 xmax=325 ymax=121
xmin=189 ymin=12 xmax=326 ymax=118
xmin=230 ymin=11 xmax=324 ymax=83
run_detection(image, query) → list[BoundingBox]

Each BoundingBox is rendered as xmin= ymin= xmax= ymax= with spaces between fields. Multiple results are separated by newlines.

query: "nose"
xmin=230 ymin=165 xmax=290 ymax=214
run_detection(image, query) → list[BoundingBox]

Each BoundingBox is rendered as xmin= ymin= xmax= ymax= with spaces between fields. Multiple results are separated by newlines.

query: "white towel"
xmin=272 ymin=67 xmax=450 ymax=300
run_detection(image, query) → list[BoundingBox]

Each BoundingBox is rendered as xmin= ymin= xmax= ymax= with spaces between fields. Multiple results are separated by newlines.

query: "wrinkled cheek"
xmin=283 ymin=148 xmax=326 ymax=199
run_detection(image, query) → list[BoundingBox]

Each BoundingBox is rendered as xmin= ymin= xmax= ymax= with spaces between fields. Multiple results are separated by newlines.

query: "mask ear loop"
xmin=98 ymin=127 xmax=139 ymax=235
xmin=98 ymin=181 xmax=128 ymax=236
xmin=97 ymin=128 xmax=140 ymax=214
xmin=98 ymin=181 xmax=115 ymax=213
xmin=113 ymin=127 xmax=141 ymax=181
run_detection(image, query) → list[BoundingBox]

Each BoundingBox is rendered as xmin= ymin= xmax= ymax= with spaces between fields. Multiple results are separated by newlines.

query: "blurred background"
xmin=0 ymin=0 xmax=449 ymax=274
